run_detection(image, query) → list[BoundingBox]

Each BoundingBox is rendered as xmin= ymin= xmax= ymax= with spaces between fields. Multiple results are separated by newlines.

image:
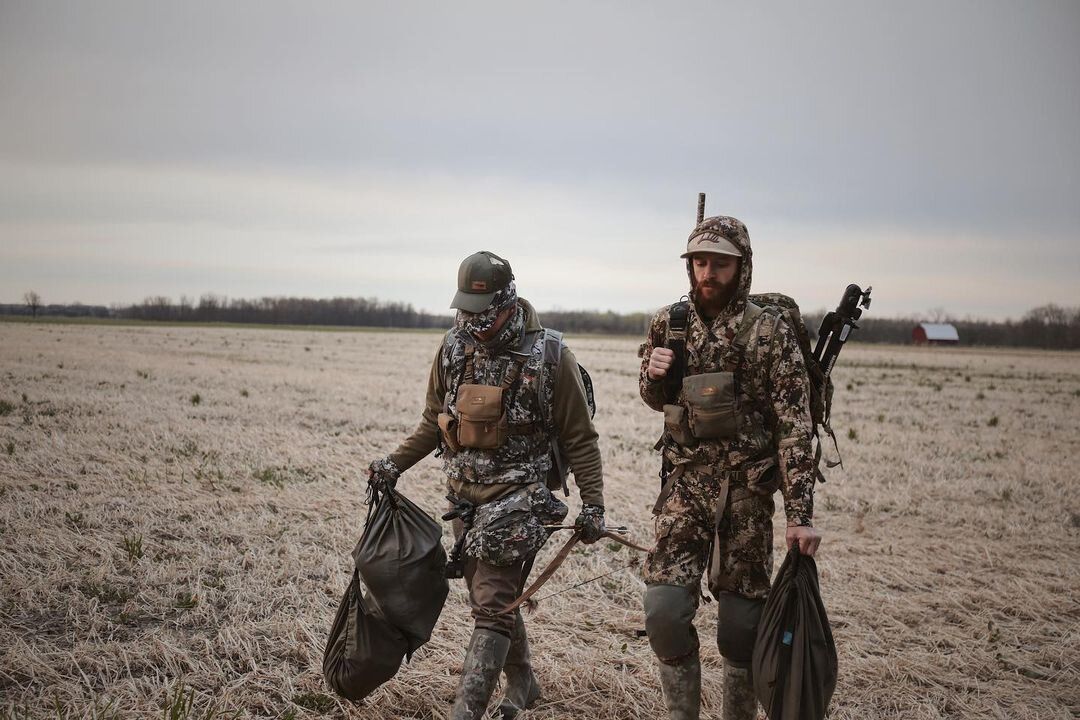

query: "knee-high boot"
xmin=657 ymin=652 xmax=701 ymax=720
xmin=497 ymin=613 xmax=541 ymax=718
xmin=722 ymin=662 xmax=757 ymax=720
xmin=451 ymin=629 xmax=511 ymax=720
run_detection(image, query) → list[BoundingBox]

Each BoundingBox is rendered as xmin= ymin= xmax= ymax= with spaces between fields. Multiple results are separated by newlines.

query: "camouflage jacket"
xmin=639 ymin=218 xmax=816 ymax=527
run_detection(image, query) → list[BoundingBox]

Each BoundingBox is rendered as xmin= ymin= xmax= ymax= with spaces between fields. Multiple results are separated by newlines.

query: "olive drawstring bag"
xmin=322 ymin=572 xmax=409 ymax=701
xmin=323 ymin=485 xmax=449 ymax=700
xmin=752 ymin=546 xmax=838 ymax=720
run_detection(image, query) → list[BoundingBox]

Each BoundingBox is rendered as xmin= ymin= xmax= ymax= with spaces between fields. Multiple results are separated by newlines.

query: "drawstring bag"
xmin=752 ymin=546 xmax=838 ymax=720
xmin=353 ymin=484 xmax=449 ymax=653
xmin=323 ymin=485 xmax=449 ymax=700
xmin=322 ymin=573 xmax=409 ymax=701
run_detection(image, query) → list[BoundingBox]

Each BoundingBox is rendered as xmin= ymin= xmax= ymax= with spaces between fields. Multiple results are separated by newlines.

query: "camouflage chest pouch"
xmin=682 ymin=371 xmax=738 ymax=439
xmin=464 ymin=483 xmax=569 ymax=567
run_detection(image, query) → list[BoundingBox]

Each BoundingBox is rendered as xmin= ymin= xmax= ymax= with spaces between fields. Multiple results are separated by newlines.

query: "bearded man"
xmin=638 ymin=215 xmax=821 ymax=720
xmin=367 ymin=250 xmax=605 ymax=720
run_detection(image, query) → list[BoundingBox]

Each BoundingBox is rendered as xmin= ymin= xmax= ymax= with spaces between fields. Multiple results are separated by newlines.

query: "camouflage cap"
xmin=451 ymin=251 xmax=515 ymax=313
xmin=681 ymin=216 xmax=747 ymax=259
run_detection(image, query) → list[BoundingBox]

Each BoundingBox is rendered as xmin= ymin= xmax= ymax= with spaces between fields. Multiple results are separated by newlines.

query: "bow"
xmin=496 ymin=529 xmax=651 ymax=615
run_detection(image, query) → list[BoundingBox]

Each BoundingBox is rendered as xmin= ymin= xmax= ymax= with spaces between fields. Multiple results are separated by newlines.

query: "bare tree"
xmin=927 ymin=306 xmax=949 ymax=323
xmin=23 ymin=290 xmax=41 ymax=319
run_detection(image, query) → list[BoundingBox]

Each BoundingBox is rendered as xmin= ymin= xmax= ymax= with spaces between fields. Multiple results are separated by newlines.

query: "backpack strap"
xmin=536 ymin=328 xmax=563 ymax=432
xmin=534 ymin=328 xmax=567 ymax=494
xmin=463 ymin=343 xmax=477 ymax=384
xmin=500 ymin=330 xmax=537 ymax=391
xmin=732 ymin=302 xmax=765 ymax=353
xmin=664 ymin=300 xmax=690 ymax=403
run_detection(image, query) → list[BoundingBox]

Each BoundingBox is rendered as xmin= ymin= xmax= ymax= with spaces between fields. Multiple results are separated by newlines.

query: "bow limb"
xmin=600 ymin=530 xmax=652 ymax=554
xmin=496 ymin=531 xmax=581 ymax=615
xmin=495 ymin=530 xmax=654 ymax=615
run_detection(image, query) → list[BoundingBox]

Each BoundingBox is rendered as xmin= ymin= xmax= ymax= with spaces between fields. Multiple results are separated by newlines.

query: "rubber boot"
xmin=451 ymin=629 xmax=511 ymax=720
xmin=722 ymin=663 xmax=757 ymax=720
xmin=497 ymin=614 xmax=541 ymax=718
xmin=657 ymin=652 xmax=701 ymax=720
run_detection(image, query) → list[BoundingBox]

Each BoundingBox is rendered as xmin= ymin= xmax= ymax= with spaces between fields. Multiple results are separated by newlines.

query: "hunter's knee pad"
xmin=715 ymin=592 xmax=764 ymax=668
xmin=643 ymin=584 xmax=699 ymax=661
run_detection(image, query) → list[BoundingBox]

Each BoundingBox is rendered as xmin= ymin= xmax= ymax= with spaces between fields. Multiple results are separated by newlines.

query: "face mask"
xmin=456 ymin=281 xmax=517 ymax=336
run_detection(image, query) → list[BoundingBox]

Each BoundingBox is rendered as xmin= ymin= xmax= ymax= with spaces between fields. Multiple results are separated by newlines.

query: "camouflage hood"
xmin=687 ymin=215 xmax=753 ymax=325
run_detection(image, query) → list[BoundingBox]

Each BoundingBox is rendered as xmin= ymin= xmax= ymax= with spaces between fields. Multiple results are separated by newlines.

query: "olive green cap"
xmin=451 ymin=250 xmax=514 ymax=313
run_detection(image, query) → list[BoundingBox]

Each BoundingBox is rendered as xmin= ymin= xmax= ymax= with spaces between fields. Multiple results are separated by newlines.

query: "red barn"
xmin=913 ymin=323 xmax=959 ymax=345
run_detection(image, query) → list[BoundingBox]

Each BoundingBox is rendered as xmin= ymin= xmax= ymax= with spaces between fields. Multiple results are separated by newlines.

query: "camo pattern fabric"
xmin=687 ymin=215 xmax=751 ymax=253
xmin=366 ymin=456 xmax=402 ymax=490
xmin=641 ymin=465 xmax=775 ymax=599
xmin=455 ymin=280 xmax=518 ymax=337
xmin=722 ymin=664 xmax=758 ymax=720
xmin=439 ymin=302 xmax=556 ymax=487
xmin=465 ymin=483 xmax=568 ymax=566
xmin=638 ymin=216 xmax=816 ymax=527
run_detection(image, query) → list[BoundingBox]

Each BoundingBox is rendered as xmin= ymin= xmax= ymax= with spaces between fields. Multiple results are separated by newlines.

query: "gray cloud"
xmin=1 ymin=1 xmax=1077 ymax=317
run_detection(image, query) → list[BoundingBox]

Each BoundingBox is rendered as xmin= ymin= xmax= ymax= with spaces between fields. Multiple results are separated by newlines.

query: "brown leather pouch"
xmin=438 ymin=412 xmax=462 ymax=453
xmin=456 ymin=384 xmax=505 ymax=449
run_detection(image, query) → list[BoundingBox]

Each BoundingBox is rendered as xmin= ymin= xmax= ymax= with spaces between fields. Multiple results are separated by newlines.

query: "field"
xmin=2 ymin=321 xmax=1078 ymax=719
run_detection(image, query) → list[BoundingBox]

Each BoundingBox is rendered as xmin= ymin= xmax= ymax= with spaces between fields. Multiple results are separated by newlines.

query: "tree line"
xmin=5 ymin=292 xmax=1080 ymax=349
xmin=808 ymin=304 xmax=1080 ymax=350
xmin=119 ymin=294 xmax=452 ymax=328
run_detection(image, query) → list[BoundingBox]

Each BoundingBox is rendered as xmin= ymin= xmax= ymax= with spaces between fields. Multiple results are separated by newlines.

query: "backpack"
xmin=664 ymin=294 xmax=839 ymax=482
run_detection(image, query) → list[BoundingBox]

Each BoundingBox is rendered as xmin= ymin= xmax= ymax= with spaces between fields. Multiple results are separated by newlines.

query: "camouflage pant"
xmin=450 ymin=483 xmax=565 ymax=636
xmin=642 ymin=464 xmax=775 ymax=600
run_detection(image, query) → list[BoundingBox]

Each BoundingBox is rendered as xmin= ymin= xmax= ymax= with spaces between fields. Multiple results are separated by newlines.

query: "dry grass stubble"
xmin=1 ymin=322 xmax=1078 ymax=718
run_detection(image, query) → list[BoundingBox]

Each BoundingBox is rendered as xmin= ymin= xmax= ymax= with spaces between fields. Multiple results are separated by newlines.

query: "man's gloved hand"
xmin=367 ymin=457 xmax=401 ymax=492
xmin=574 ymin=504 xmax=606 ymax=544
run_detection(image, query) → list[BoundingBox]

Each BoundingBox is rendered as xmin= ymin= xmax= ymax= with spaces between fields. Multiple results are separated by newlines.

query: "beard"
xmin=692 ymin=281 xmax=737 ymax=317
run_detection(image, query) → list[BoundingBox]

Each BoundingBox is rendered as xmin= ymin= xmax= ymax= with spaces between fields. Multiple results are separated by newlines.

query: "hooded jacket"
xmin=638 ymin=219 xmax=816 ymax=526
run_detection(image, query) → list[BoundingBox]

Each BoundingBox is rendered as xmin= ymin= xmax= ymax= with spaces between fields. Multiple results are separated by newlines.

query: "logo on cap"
xmin=471 ymin=281 xmax=488 ymax=291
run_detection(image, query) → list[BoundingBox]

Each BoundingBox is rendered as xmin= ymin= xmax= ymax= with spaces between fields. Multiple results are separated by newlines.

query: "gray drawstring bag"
xmin=323 ymin=485 xmax=450 ymax=700
xmin=752 ymin=546 xmax=838 ymax=720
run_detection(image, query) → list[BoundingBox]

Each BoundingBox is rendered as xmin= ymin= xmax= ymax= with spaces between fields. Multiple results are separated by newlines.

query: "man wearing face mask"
xmin=367 ymin=250 xmax=605 ymax=720
xmin=638 ymin=216 xmax=821 ymax=720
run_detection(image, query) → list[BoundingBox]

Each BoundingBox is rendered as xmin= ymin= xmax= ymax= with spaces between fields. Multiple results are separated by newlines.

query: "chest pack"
xmin=438 ymin=328 xmax=596 ymax=494
xmin=662 ymin=294 xmax=838 ymax=480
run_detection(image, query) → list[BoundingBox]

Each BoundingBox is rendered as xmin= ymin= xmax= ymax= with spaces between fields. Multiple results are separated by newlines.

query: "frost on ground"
xmin=1 ymin=322 xmax=1078 ymax=719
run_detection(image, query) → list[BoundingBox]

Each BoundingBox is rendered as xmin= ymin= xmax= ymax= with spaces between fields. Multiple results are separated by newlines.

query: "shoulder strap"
xmin=500 ymin=329 xmax=539 ymax=390
xmin=537 ymin=328 xmax=563 ymax=429
xmin=732 ymin=302 xmax=765 ymax=352
xmin=463 ymin=343 xmax=477 ymax=384
xmin=541 ymin=328 xmax=563 ymax=364
xmin=664 ymin=300 xmax=690 ymax=402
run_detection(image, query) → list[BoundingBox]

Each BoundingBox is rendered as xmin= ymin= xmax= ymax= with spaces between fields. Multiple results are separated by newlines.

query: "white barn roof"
xmin=918 ymin=323 xmax=959 ymax=341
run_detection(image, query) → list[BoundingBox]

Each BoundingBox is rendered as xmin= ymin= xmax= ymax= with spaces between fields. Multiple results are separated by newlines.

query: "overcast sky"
xmin=1 ymin=1 xmax=1077 ymax=319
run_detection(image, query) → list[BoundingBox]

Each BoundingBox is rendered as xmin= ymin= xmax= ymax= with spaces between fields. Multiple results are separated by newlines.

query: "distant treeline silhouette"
xmin=3 ymin=295 xmax=1079 ymax=349
xmin=802 ymin=304 xmax=1080 ymax=349
xmin=116 ymin=294 xmax=452 ymax=328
